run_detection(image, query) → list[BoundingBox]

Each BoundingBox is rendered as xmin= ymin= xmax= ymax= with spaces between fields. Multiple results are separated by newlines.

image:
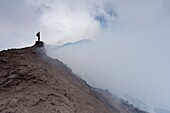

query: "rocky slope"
xmin=0 ymin=41 xmax=148 ymax=113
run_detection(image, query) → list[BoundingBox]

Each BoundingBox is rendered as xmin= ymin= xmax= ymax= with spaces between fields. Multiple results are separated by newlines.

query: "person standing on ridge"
xmin=36 ymin=32 xmax=40 ymax=41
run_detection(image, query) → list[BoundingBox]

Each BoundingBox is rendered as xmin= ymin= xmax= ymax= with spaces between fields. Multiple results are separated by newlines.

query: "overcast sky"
xmin=0 ymin=0 xmax=170 ymax=111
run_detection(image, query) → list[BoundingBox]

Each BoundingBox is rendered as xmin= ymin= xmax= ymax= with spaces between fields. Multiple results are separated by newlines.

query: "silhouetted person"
xmin=36 ymin=32 xmax=40 ymax=41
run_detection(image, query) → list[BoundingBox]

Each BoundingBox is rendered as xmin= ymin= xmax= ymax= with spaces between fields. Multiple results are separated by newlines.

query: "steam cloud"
xmin=0 ymin=0 xmax=170 ymax=111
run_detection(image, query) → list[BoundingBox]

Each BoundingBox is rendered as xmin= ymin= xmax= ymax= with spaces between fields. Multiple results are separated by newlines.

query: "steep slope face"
xmin=92 ymin=88 xmax=148 ymax=113
xmin=0 ymin=41 xmax=119 ymax=113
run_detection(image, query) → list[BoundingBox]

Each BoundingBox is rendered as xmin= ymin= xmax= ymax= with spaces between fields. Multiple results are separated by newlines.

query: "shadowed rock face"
xmin=34 ymin=41 xmax=44 ymax=47
xmin=0 ymin=42 xmax=148 ymax=113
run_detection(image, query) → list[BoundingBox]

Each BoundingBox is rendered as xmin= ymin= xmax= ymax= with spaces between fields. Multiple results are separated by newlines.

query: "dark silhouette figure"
xmin=36 ymin=32 xmax=40 ymax=41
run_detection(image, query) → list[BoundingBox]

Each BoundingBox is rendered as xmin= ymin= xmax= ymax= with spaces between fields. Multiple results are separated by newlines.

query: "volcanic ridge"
xmin=0 ymin=41 xmax=148 ymax=113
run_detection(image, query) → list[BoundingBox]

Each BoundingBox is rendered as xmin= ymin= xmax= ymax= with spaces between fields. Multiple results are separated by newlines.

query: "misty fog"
xmin=46 ymin=27 xmax=170 ymax=111
xmin=43 ymin=0 xmax=170 ymax=111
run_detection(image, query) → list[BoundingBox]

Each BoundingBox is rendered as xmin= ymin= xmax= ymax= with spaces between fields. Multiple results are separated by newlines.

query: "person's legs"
xmin=38 ymin=36 xmax=40 ymax=41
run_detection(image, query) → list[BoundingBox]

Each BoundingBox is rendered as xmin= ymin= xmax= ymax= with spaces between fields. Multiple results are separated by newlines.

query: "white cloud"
xmin=27 ymin=0 xmax=117 ymax=44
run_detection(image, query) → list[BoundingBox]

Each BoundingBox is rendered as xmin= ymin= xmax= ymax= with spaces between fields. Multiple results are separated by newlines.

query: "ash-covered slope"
xmin=0 ymin=41 xmax=148 ymax=113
